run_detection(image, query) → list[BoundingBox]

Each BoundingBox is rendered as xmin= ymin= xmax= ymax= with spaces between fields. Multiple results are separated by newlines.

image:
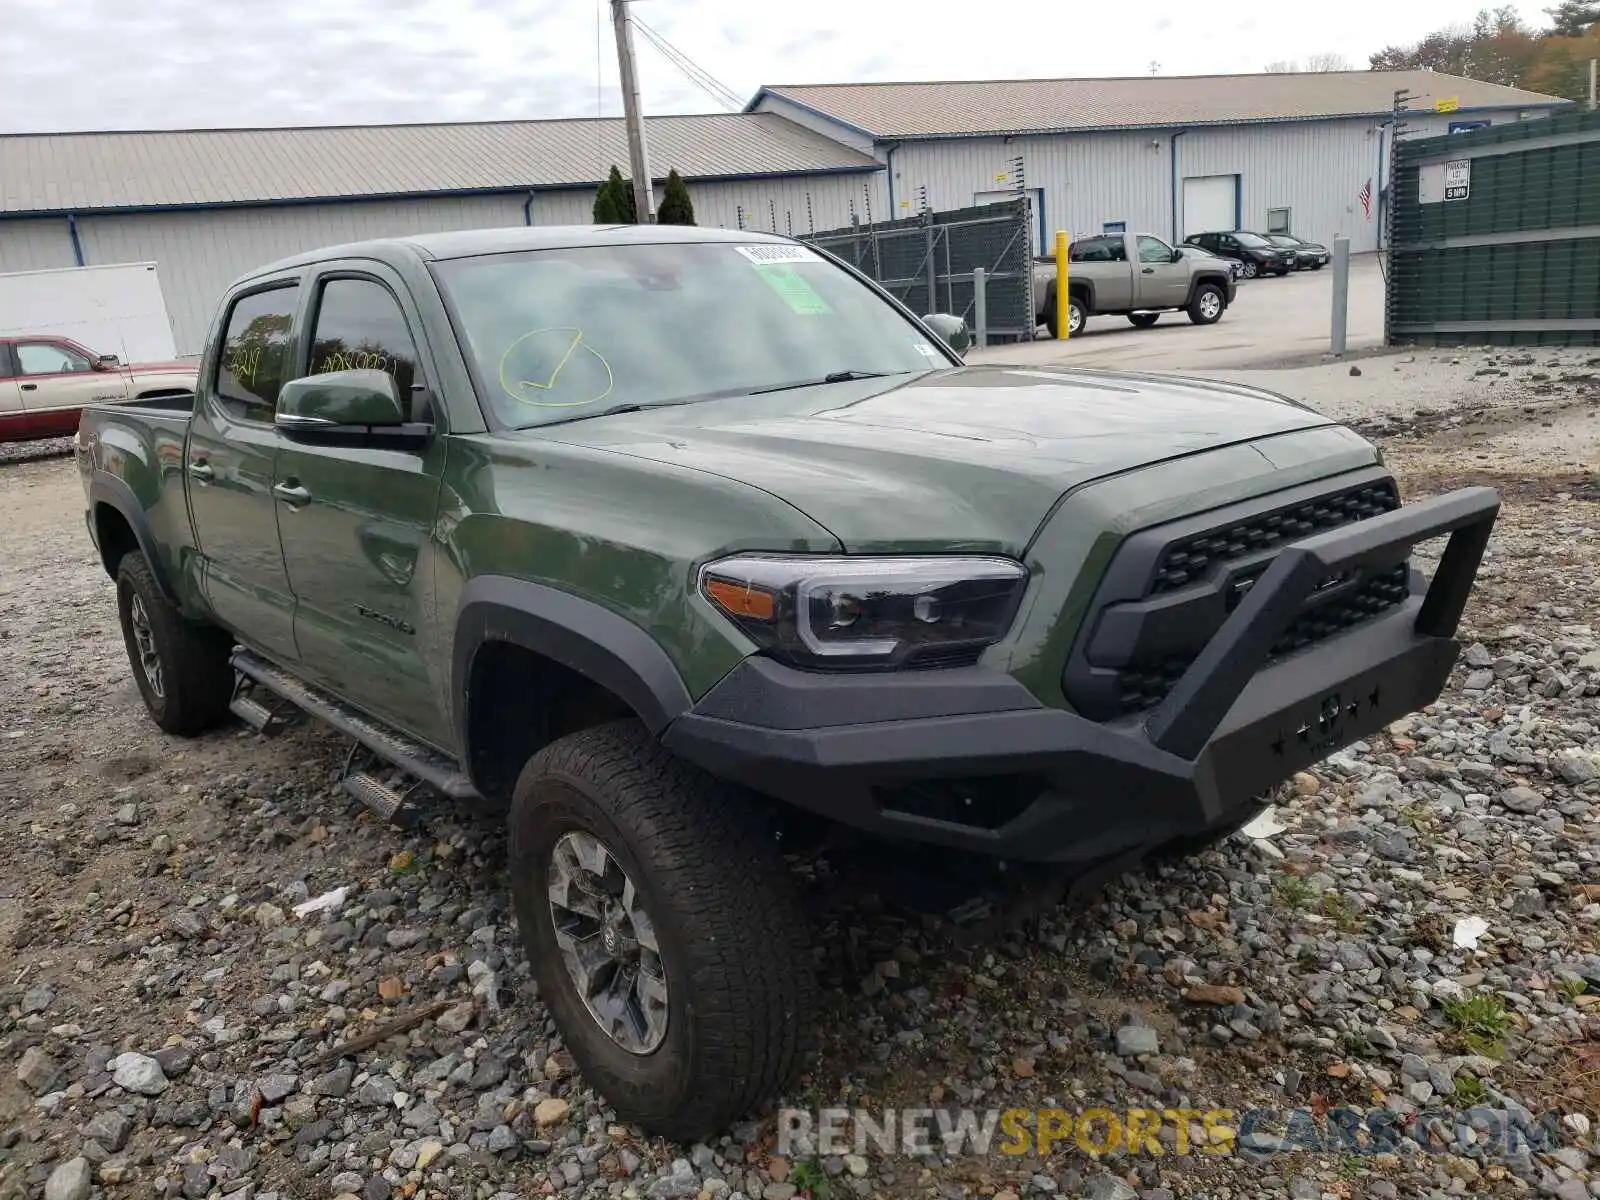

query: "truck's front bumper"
xmin=662 ymin=487 xmax=1500 ymax=867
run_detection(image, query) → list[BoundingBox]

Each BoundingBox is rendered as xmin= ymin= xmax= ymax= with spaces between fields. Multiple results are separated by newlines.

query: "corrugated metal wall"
xmin=1387 ymin=108 xmax=1600 ymax=347
xmin=70 ymin=194 xmax=527 ymax=353
xmin=0 ymin=218 xmax=79 ymax=273
xmin=528 ymin=173 xmax=869 ymax=238
xmin=2 ymin=177 xmax=874 ymax=357
xmin=888 ymin=132 xmax=1171 ymax=249
xmin=874 ymin=113 xmax=1538 ymax=258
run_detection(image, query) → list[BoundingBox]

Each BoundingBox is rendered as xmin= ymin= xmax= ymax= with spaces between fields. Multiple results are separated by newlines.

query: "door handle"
xmin=1141 ymin=267 xmax=1155 ymax=274
xmin=187 ymin=460 xmax=214 ymax=482
xmin=273 ymin=482 xmax=311 ymax=508
xmin=19 ymin=383 xmax=36 ymax=391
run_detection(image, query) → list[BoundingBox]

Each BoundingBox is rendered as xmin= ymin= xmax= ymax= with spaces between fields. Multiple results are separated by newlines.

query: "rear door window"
xmin=216 ymin=285 xmax=300 ymax=423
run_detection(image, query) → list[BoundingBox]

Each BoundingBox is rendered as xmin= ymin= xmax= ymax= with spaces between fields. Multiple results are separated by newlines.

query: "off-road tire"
xmin=1128 ymin=312 xmax=1161 ymax=328
xmin=1187 ymin=283 xmax=1226 ymax=326
xmin=115 ymin=551 xmax=235 ymax=736
xmin=507 ymin=719 xmax=816 ymax=1142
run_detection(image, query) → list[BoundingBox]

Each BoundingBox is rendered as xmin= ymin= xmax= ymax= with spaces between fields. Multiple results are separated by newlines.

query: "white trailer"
xmin=0 ymin=261 xmax=180 ymax=364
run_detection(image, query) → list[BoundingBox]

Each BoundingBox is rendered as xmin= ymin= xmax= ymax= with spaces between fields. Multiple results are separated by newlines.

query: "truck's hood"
xmin=528 ymin=365 xmax=1341 ymax=553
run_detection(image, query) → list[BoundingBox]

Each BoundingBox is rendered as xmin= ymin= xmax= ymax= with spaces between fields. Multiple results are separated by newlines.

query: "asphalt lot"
xmin=970 ymin=251 xmax=1385 ymax=373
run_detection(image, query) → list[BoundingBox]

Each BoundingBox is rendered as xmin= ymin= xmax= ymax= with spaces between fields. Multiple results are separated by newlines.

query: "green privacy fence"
xmin=1386 ymin=108 xmax=1600 ymax=347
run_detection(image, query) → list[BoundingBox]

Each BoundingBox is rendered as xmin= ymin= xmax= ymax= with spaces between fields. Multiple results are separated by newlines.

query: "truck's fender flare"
xmin=88 ymin=473 xmax=181 ymax=604
xmin=1038 ymin=277 xmax=1095 ymax=317
xmin=451 ymin=575 xmax=694 ymax=745
xmin=1185 ymin=273 xmax=1231 ymax=307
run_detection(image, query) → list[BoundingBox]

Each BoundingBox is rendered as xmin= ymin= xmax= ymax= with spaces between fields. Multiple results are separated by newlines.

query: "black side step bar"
xmin=229 ymin=649 xmax=481 ymax=804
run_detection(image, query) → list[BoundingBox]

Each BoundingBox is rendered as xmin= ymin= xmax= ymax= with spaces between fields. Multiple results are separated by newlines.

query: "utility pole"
xmin=610 ymin=0 xmax=656 ymax=223
xmin=1589 ymin=57 xmax=1596 ymax=111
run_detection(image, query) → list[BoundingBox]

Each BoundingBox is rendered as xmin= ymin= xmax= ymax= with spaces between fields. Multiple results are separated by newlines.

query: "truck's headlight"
xmin=698 ymin=554 xmax=1028 ymax=670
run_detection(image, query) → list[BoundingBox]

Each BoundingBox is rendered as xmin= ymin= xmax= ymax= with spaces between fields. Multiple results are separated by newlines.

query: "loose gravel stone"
xmin=2 ymin=356 xmax=1598 ymax=1200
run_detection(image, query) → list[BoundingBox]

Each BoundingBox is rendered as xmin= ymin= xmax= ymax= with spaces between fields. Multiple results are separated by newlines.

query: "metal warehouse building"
xmin=0 ymin=69 xmax=1571 ymax=356
xmin=0 ymin=113 xmax=882 ymax=353
xmin=749 ymin=70 xmax=1569 ymax=256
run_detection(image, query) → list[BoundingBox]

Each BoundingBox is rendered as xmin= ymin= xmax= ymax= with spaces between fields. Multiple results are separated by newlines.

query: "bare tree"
xmin=1304 ymin=51 xmax=1354 ymax=70
xmin=1264 ymin=53 xmax=1355 ymax=72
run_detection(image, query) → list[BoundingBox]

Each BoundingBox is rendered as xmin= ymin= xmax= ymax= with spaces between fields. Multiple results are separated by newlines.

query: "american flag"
xmin=1358 ymin=178 xmax=1373 ymax=219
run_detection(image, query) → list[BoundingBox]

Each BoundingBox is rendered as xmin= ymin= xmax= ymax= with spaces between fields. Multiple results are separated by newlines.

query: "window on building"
xmin=1266 ymin=208 xmax=1292 ymax=235
xmin=16 ymin=341 xmax=92 ymax=375
xmin=308 ymin=278 xmax=420 ymax=398
xmin=216 ymin=285 xmax=300 ymax=423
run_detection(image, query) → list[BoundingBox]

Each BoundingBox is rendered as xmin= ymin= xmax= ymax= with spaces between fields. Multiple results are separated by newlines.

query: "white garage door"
xmin=1183 ymin=175 xmax=1238 ymax=238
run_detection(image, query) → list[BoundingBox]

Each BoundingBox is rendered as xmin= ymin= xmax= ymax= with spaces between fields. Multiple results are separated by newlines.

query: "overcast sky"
xmin=0 ymin=0 xmax=1542 ymax=134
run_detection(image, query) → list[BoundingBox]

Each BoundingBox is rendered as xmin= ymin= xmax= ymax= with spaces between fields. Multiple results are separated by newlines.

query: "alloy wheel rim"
xmin=546 ymin=829 xmax=669 ymax=1054
xmin=1244 ymin=261 xmax=1257 ymax=278
xmin=1200 ymin=292 xmax=1221 ymax=319
xmin=128 ymin=593 xmax=164 ymax=699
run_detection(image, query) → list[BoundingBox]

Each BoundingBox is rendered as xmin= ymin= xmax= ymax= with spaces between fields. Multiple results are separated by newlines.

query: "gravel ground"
xmin=1 ymin=349 xmax=1597 ymax=1200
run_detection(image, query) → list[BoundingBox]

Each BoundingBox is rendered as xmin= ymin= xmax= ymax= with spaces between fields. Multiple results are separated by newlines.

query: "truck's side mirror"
xmin=275 ymin=369 xmax=431 ymax=449
xmin=93 ymin=353 xmax=120 ymax=371
xmin=921 ymin=313 xmax=971 ymax=358
xmin=277 ymin=369 xmax=405 ymax=429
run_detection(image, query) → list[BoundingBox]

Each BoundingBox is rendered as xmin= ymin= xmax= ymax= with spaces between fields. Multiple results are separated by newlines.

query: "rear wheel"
xmin=1187 ymin=283 xmax=1226 ymax=325
xmin=1241 ymin=260 xmax=1259 ymax=279
xmin=114 ymin=552 xmax=235 ymax=736
xmin=507 ymin=719 xmax=815 ymax=1142
xmin=1127 ymin=312 xmax=1161 ymax=328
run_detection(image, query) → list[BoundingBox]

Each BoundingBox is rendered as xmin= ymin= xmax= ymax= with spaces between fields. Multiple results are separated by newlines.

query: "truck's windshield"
xmin=431 ymin=241 xmax=948 ymax=430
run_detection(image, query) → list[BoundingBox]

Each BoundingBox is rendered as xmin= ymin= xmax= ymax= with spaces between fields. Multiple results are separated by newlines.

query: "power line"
xmin=629 ymin=15 xmax=743 ymax=110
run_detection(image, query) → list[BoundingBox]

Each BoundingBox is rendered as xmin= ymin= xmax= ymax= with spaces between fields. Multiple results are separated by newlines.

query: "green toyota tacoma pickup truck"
xmin=77 ymin=224 xmax=1499 ymax=1141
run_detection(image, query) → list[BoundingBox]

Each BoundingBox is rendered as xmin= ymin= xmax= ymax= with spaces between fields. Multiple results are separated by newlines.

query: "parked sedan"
xmin=1184 ymin=231 xmax=1294 ymax=278
xmin=1265 ymin=234 xmax=1330 ymax=270
xmin=1175 ymin=243 xmax=1245 ymax=281
xmin=1 ymin=336 xmax=196 ymax=443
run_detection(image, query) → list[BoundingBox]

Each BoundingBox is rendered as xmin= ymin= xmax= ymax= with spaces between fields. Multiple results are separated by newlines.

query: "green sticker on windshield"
xmin=755 ymin=264 xmax=833 ymax=315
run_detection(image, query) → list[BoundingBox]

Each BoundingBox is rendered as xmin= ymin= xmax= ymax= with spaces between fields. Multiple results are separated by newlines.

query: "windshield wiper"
xmin=532 ymin=401 xmax=665 ymax=429
xmin=747 ymin=369 xmax=902 ymax=396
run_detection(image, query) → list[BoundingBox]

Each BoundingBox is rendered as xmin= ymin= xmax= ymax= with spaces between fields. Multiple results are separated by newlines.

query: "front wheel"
xmin=115 ymin=552 xmax=235 ymax=736
xmin=507 ymin=720 xmax=816 ymax=1142
xmin=1128 ymin=312 xmax=1161 ymax=328
xmin=1187 ymin=283 xmax=1226 ymax=325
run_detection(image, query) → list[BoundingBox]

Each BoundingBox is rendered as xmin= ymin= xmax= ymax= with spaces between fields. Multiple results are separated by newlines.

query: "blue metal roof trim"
xmin=0 ymin=164 xmax=885 ymax=221
xmin=780 ymin=100 xmax=1575 ymax=143
xmin=745 ymin=88 xmax=882 ymax=141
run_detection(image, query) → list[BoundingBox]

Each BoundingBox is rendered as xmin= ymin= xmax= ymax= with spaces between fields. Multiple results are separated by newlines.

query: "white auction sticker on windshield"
xmin=733 ymin=243 xmax=820 ymax=265
xmin=912 ymin=342 xmax=941 ymax=358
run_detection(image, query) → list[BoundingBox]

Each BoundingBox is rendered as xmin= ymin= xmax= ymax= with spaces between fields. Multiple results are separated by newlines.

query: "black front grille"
xmin=1151 ymin=480 xmax=1400 ymax=594
xmin=1062 ymin=474 xmax=1413 ymax=721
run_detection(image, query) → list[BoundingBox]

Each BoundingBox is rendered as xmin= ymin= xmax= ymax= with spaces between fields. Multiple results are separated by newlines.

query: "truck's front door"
xmin=14 ymin=339 xmax=130 ymax=430
xmin=273 ymin=266 xmax=451 ymax=749
xmin=186 ymin=280 xmax=301 ymax=664
xmin=1134 ymin=236 xmax=1190 ymax=308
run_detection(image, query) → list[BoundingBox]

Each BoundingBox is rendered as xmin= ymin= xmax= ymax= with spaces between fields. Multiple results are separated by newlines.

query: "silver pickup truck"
xmin=1033 ymin=231 xmax=1237 ymax=338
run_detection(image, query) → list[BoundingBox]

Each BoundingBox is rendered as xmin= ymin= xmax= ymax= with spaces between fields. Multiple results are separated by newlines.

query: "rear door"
xmin=0 ymin=344 xmax=23 ymax=437
xmin=273 ymin=263 xmax=452 ymax=747
xmin=185 ymin=278 xmax=303 ymax=664
xmin=1134 ymin=235 xmax=1190 ymax=308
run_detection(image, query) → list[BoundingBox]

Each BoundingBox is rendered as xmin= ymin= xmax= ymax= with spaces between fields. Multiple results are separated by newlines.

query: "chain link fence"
xmin=801 ymin=199 xmax=1037 ymax=343
xmin=1387 ymin=108 xmax=1600 ymax=348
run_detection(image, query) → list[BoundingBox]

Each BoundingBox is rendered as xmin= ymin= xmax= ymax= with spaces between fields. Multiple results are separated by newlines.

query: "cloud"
xmin=0 ymin=0 xmax=1542 ymax=133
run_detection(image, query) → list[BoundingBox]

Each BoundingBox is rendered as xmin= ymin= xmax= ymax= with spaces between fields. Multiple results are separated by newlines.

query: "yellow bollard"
xmin=1054 ymin=231 xmax=1070 ymax=340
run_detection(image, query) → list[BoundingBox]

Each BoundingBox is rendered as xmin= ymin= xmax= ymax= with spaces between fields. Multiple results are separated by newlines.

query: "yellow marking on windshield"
xmin=497 ymin=327 xmax=615 ymax=408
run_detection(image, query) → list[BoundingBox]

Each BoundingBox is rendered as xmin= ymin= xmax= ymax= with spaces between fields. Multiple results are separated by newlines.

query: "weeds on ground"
xmin=792 ymin=1158 xmax=832 ymax=1200
xmin=1442 ymin=992 xmax=1515 ymax=1059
